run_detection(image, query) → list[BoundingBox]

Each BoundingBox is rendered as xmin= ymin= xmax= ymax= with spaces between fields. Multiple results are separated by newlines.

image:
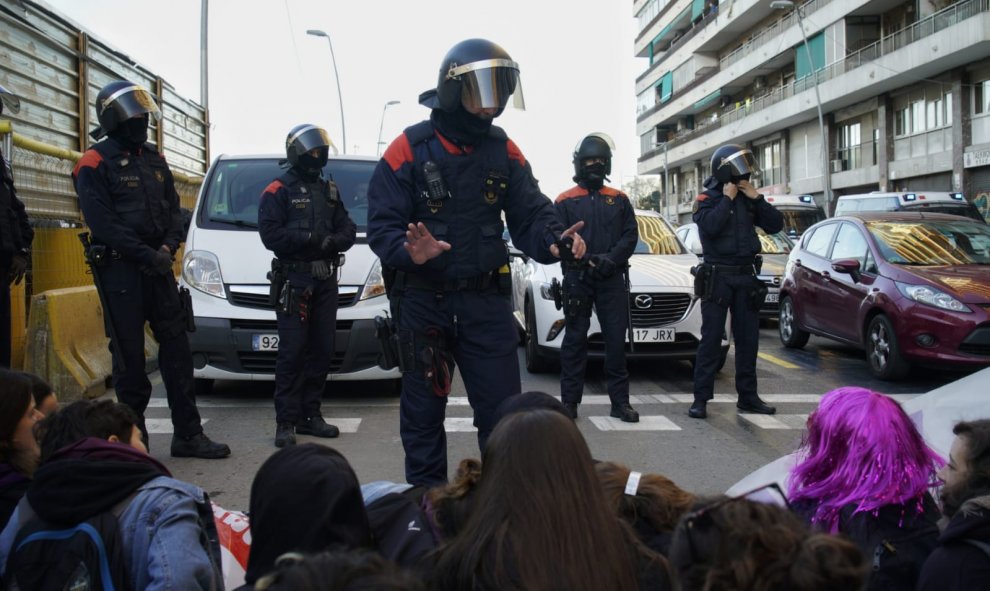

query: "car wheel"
xmin=194 ymin=378 xmax=214 ymax=396
xmin=778 ymin=295 xmax=810 ymax=349
xmin=524 ymin=299 xmax=555 ymax=373
xmin=866 ymin=314 xmax=909 ymax=380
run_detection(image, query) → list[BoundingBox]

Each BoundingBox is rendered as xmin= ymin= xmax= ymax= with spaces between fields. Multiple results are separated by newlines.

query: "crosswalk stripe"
xmin=738 ymin=414 xmax=809 ymax=429
xmin=444 ymin=418 xmax=477 ymax=432
xmin=589 ymin=416 xmax=681 ymax=431
xmin=147 ymin=418 xmax=209 ymax=434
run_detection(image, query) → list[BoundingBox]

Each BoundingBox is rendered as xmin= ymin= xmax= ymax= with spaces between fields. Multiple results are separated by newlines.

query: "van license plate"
xmin=633 ymin=328 xmax=675 ymax=343
xmin=765 ymin=293 xmax=779 ymax=303
xmin=252 ymin=334 xmax=279 ymax=351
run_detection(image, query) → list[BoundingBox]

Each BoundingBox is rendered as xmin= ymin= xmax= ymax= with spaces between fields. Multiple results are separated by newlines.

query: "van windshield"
xmin=901 ymin=202 xmax=985 ymax=222
xmin=198 ymin=158 xmax=376 ymax=232
xmin=779 ymin=209 xmax=825 ymax=236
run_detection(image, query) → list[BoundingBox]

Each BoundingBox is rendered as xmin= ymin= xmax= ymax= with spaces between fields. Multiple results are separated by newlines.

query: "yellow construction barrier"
xmin=23 ymin=286 xmax=158 ymax=402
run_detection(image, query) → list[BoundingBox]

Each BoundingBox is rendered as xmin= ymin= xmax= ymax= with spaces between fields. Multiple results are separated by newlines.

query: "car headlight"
xmin=182 ymin=250 xmax=225 ymax=298
xmin=539 ymin=282 xmax=554 ymax=300
xmin=359 ymin=259 xmax=387 ymax=301
xmin=895 ymin=281 xmax=970 ymax=313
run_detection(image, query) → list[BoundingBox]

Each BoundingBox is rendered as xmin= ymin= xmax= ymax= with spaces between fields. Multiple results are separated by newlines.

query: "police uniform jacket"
xmin=555 ymin=183 xmax=637 ymax=267
xmin=0 ymin=148 xmax=33 ymax=263
xmin=693 ymin=184 xmax=784 ymax=265
xmin=258 ymin=169 xmax=357 ymax=263
xmin=73 ymin=138 xmax=184 ymax=265
xmin=367 ymin=121 xmax=562 ymax=282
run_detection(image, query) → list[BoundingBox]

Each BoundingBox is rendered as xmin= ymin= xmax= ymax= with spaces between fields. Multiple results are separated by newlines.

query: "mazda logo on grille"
xmin=772 ymin=276 xmax=781 ymax=286
xmin=634 ymin=294 xmax=653 ymax=309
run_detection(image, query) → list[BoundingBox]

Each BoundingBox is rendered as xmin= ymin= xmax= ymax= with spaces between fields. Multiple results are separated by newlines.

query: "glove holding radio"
xmin=143 ymin=248 xmax=174 ymax=276
xmin=549 ymin=221 xmax=587 ymax=261
xmin=589 ymin=254 xmax=617 ymax=280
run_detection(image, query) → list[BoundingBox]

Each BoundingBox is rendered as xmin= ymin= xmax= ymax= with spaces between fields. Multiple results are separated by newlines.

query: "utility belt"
xmin=267 ymin=255 xmax=345 ymax=319
xmin=278 ymin=254 xmax=345 ymax=275
xmin=400 ymin=266 xmax=510 ymax=293
xmin=691 ymin=255 xmax=766 ymax=308
xmin=709 ymin=263 xmax=756 ymax=275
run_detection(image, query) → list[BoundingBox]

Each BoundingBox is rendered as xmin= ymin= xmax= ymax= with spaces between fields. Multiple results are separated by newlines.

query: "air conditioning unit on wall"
xmin=830 ymin=159 xmax=845 ymax=173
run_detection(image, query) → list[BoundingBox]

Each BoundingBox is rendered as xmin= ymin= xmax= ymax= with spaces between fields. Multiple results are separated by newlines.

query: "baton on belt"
xmin=78 ymin=232 xmax=126 ymax=372
xmin=623 ymin=267 xmax=635 ymax=354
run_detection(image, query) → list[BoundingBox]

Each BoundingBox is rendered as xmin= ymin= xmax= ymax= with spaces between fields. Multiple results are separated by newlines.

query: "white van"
xmin=834 ymin=191 xmax=985 ymax=222
xmin=179 ymin=153 xmax=400 ymax=393
xmin=761 ymin=194 xmax=826 ymax=238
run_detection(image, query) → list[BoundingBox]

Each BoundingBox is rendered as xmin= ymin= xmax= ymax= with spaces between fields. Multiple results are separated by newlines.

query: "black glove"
xmin=319 ymin=235 xmax=337 ymax=255
xmin=144 ymin=249 xmax=174 ymax=275
xmin=589 ymin=254 xmax=617 ymax=280
xmin=307 ymin=231 xmax=325 ymax=248
xmin=553 ymin=234 xmax=576 ymax=263
xmin=8 ymin=253 xmax=28 ymax=285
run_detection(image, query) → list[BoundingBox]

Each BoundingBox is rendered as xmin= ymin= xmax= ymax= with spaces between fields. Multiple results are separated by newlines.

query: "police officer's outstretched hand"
xmin=550 ymin=221 xmax=587 ymax=260
xmin=589 ymin=254 xmax=617 ymax=280
xmin=143 ymin=248 xmax=174 ymax=276
xmin=404 ymin=222 xmax=452 ymax=265
xmin=8 ymin=253 xmax=28 ymax=286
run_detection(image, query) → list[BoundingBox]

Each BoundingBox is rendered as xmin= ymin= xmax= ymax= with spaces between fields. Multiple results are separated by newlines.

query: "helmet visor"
xmin=451 ymin=59 xmax=525 ymax=112
xmin=100 ymin=85 xmax=161 ymax=123
xmin=0 ymin=84 xmax=20 ymax=115
xmin=720 ymin=149 xmax=762 ymax=180
xmin=287 ymin=125 xmax=337 ymax=155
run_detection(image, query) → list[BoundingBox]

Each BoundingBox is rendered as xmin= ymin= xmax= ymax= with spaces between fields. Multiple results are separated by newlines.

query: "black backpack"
xmin=839 ymin=496 xmax=941 ymax=591
xmin=3 ymin=495 xmax=135 ymax=591
xmin=365 ymin=487 xmax=438 ymax=571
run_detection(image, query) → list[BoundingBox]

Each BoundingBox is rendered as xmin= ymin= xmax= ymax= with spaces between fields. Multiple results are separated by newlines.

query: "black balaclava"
xmin=244 ymin=443 xmax=373 ymax=584
xmin=580 ymin=162 xmax=608 ymax=191
xmin=109 ymin=115 xmax=149 ymax=149
xmin=431 ymin=106 xmax=493 ymax=147
xmin=294 ymin=147 xmax=329 ymax=182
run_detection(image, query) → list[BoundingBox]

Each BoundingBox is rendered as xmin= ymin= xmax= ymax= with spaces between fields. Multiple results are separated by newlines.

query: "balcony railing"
xmin=719 ymin=0 xmax=830 ymax=70
xmin=639 ymin=0 xmax=989 ymax=164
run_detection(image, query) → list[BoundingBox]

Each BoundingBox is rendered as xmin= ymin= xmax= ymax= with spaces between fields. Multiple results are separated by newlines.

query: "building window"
xmin=976 ymin=80 xmax=990 ymax=115
xmin=839 ymin=122 xmax=861 ymax=170
xmin=758 ymin=141 xmax=781 ymax=186
xmin=894 ymin=107 xmax=909 ymax=137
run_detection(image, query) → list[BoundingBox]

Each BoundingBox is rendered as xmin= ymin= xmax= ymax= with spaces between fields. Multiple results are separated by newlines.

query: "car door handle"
xmin=820 ymin=271 xmax=831 ymax=280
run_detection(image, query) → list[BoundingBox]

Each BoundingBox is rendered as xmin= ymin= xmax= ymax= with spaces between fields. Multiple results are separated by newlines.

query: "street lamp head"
xmin=386 ymin=100 xmax=400 ymax=106
xmin=306 ymin=29 xmax=328 ymax=37
xmin=769 ymin=0 xmax=795 ymax=9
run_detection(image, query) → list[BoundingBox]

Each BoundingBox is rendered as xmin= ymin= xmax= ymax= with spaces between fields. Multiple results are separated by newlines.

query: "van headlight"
xmin=359 ymin=259 xmax=387 ymax=301
xmin=895 ymin=281 xmax=970 ymax=313
xmin=182 ymin=250 xmax=226 ymax=298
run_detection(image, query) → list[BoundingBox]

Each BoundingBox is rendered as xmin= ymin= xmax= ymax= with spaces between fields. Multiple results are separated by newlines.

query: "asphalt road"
xmin=146 ymin=324 xmax=970 ymax=511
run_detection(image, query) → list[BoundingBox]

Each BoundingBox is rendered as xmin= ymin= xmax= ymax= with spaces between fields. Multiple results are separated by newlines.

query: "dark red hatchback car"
xmin=778 ymin=212 xmax=990 ymax=379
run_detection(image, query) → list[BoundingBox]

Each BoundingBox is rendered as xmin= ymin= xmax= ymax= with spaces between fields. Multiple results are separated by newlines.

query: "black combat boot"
xmin=296 ymin=415 xmax=340 ymax=438
xmin=171 ymin=432 xmax=231 ymax=459
xmin=610 ymin=403 xmax=640 ymax=423
xmin=274 ymin=422 xmax=296 ymax=448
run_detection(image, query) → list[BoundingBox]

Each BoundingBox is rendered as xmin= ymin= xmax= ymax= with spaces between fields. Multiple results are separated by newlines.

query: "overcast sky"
xmin=45 ymin=0 xmax=651 ymax=197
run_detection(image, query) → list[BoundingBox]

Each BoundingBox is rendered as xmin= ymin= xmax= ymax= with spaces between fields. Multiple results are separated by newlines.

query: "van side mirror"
xmin=831 ymin=258 xmax=862 ymax=283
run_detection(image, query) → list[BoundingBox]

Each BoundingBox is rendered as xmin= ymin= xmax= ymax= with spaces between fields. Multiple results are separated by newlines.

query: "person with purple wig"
xmin=787 ymin=386 xmax=943 ymax=591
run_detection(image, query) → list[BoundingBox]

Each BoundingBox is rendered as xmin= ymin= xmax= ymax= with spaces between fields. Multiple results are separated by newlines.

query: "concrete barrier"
xmin=24 ymin=285 xmax=157 ymax=401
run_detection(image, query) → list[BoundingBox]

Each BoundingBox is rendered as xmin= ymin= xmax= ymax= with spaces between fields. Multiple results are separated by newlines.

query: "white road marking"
xmin=444 ymin=417 xmax=477 ymax=432
xmin=589 ymin=416 xmax=681 ymax=431
xmin=147 ymin=418 xmax=209 ymax=434
xmin=737 ymin=414 xmax=808 ymax=430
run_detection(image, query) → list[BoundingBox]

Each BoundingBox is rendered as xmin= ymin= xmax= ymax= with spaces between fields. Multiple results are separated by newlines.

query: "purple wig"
xmin=787 ymin=387 xmax=943 ymax=531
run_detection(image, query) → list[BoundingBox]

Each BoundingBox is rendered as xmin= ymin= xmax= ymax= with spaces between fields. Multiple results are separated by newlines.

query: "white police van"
xmin=834 ymin=191 xmax=985 ymax=222
xmin=179 ymin=153 xmax=399 ymax=393
xmin=762 ymin=194 xmax=825 ymax=238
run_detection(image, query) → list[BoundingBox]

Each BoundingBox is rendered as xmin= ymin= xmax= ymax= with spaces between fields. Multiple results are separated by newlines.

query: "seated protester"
xmin=0 ymin=370 xmax=42 ymax=527
xmin=423 ymin=457 xmax=483 ymax=542
xmin=918 ymin=419 xmax=990 ymax=591
xmin=787 ymin=387 xmax=943 ymax=590
xmin=668 ymin=494 xmax=868 ymax=590
xmin=253 ymin=548 xmax=425 ymax=591
xmin=490 ymin=390 xmax=571 ymax=426
xmin=23 ymin=371 xmax=58 ymax=417
xmin=596 ymin=461 xmax=697 ymax=556
xmin=0 ymin=399 xmax=223 ymax=591
xmin=432 ymin=409 xmax=670 ymax=591
xmin=239 ymin=444 xmax=376 ymax=590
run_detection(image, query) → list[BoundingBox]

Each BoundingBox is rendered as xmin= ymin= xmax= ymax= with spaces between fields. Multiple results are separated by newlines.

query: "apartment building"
xmin=634 ymin=0 xmax=990 ymax=223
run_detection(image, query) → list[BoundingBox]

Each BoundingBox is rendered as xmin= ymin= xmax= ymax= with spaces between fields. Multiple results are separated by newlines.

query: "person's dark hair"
xmin=595 ymin=461 xmax=697 ymax=536
xmin=0 ymin=369 xmax=37 ymax=474
xmin=669 ymin=498 xmax=868 ymax=591
xmin=491 ymin=390 xmax=569 ymax=429
xmin=941 ymin=419 xmax=990 ymax=517
xmin=433 ymin=410 xmax=641 ymax=591
xmin=23 ymin=372 xmax=54 ymax=411
xmin=254 ymin=549 xmax=425 ymax=591
xmin=36 ymin=399 xmax=139 ymax=462
xmin=425 ymin=458 xmax=483 ymax=540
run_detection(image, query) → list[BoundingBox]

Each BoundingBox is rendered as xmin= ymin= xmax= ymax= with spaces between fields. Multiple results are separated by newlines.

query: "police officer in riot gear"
xmin=259 ymin=124 xmax=357 ymax=448
xmin=0 ymin=84 xmax=33 ymax=368
xmin=689 ymin=144 xmax=783 ymax=419
xmin=555 ymin=133 xmax=639 ymax=423
xmin=367 ymin=38 xmax=586 ymax=487
xmin=74 ymin=80 xmax=229 ymax=458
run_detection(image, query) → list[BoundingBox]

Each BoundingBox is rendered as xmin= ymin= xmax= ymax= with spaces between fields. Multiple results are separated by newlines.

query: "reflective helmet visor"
xmin=100 ymin=85 xmax=161 ymax=123
xmin=287 ymin=125 xmax=336 ymax=154
xmin=0 ymin=84 xmax=20 ymax=115
xmin=451 ymin=59 xmax=525 ymax=112
xmin=574 ymin=132 xmax=615 ymax=157
xmin=719 ymin=149 xmax=762 ymax=180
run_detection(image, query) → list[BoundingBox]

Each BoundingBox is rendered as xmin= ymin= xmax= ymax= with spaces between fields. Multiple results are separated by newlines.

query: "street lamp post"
xmin=770 ymin=0 xmax=831 ymax=216
xmin=306 ymin=29 xmax=347 ymax=155
xmin=376 ymin=100 xmax=400 ymax=157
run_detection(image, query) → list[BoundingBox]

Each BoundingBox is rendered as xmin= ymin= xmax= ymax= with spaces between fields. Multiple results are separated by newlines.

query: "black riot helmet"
xmin=90 ymin=80 xmax=160 ymax=140
xmin=285 ymin=124 xmax=334 ymax=178
xmin=710 ymin=144 xmax=761 ymax=184
xmin=0 ymin=84 xmax=20 ymax=116
xmin=418 ymin=38 xmax=525 ymax=116
xmin=572 ymin=132 xmax=615 ymax=186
